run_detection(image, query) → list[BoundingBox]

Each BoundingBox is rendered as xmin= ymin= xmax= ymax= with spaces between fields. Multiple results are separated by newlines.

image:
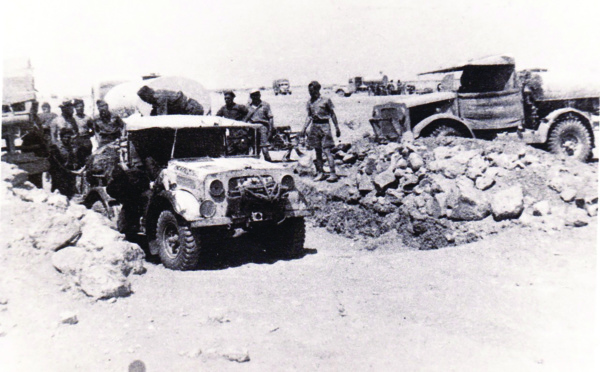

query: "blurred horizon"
xmin=2 ymin=0 xmax=599 ymax=97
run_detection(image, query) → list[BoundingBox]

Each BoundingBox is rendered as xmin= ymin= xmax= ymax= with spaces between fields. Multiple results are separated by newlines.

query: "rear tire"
xmin=156 ymin=210 xmax=200 ymax=270
xmin=431 ymin=125 xmax=462 ymax=138
xmin=548 ymin=116 xmax=592 ymax=162
xmin=336 ymin=90 xmax=346 ymax=97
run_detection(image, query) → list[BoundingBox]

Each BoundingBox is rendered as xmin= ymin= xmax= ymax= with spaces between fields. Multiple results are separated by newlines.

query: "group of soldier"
xmin=38 ymin=79 xmax=342 ymax=199
xmin=214 ymin=82 xmax=341 ymax=182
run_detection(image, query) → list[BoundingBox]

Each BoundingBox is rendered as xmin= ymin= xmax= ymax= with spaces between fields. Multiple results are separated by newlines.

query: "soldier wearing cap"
xmin=137 ymin=86 xmax=204 ymax=116
xmin=46 ymin=100 xmax=79 ymax=196
xmin=244 ymin=89 xmax=273 ymax=161
xmin=216 ymin=90 xmax=251 ymax=155
xmin=300 ymin=81 xmax=341 ymax=182
xmin=48 ymin=101 xmax=78 ymax=165
xmin=72 ymin=98 xmax=94 ymax=165
xmin=92 ymin=100 xmax=125 ymax=147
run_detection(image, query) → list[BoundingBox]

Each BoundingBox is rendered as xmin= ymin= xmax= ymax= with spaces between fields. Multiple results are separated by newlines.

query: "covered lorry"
xmin=369 ymin=55 xmax=598 ymax=161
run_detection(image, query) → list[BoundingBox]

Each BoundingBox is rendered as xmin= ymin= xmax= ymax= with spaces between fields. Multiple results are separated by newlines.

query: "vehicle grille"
xmin=228 ymin=175 xmax=278 ymax=199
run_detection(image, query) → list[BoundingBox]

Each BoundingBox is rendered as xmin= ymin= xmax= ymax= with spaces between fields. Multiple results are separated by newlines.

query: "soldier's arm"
xmin=301 ymin=104 xmax=312 ymax=136
xmin=329 ymin=99 xmax=341 ymax=136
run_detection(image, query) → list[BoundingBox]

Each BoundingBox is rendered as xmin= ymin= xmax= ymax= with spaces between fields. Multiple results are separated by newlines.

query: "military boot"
xmin=326 ymin=163 xmax=339 ymax=183
xmin=312 ymin=160 xmax=327 ymax=182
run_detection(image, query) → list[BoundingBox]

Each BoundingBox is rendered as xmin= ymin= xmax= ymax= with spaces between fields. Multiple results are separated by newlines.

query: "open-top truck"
xmin=369 ymin=55 xmax=598 ymax=161
xmin=81 ymin=115 xmax=310 ymax=270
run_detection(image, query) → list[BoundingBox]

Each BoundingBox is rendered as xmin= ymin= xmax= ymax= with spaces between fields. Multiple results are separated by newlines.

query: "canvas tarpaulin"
xmin=3 ymin=58 xmax=36 ymax=105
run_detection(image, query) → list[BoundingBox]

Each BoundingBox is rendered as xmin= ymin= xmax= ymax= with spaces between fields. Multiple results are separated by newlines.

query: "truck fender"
xmin=412 ymin=114 xmax=475 ymax=138
xmin=537 ymin=108 xmax=593 ymax=144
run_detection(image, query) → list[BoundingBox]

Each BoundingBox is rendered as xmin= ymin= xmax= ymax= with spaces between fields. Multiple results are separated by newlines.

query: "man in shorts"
xmin=300 ymin=81 xmax=341 ymax=182
xmin=244 ymin=89 xmax=273 ymax=162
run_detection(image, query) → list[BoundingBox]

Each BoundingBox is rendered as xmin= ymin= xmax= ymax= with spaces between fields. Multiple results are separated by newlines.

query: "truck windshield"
xmin=129 ymin=127 xmax=256 ymax=166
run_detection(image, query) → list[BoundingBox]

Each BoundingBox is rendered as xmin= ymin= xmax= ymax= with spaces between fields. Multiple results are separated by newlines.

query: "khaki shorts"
xmin=307 ymin=122 xmax=334 ymax=149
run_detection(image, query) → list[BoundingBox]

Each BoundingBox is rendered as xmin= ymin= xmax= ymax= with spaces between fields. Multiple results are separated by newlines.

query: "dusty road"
xmin=1 ymin=221 xmax=596 ymax=371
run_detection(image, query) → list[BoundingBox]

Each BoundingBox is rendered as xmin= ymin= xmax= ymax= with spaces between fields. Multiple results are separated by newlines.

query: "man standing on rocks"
xmin=244 ymin=89 xmax=273 ymax=162
xmin=301 ymin=81 xmax=341 ymax=182
xmin=216 ymin=90 xmax=251 ymax=155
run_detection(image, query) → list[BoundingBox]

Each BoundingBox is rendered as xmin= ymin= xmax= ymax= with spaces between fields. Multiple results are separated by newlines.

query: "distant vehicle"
xmin=369 ymin=55 xmax=598 ymax=161
xmin=78 ymin=115 xmax=310 ymax=270
xmin=273 ymin=79 xmax=292 ymax=95
xmin=335 ymin=75 xmax=389 ymax=97
xmin=2 ymin=58 xmax=50 ymax=187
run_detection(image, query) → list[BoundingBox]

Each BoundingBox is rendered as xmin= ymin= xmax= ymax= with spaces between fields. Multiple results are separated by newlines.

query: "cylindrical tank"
xmin=103 ymin=76 xmax=212 ymax=117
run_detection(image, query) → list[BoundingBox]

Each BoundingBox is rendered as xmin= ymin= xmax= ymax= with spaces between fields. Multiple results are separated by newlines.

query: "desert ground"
xmin=1 ymin=88 xmax=598 ymax=371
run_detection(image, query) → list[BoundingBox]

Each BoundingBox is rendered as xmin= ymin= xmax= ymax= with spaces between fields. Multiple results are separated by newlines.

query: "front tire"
xmin=548 ymin=116 xmax=592 ymax=162
xmin=156 ymin=210 xmax=200 ymax=270
xmin=269 ymin=217 xmax=306 ymax=258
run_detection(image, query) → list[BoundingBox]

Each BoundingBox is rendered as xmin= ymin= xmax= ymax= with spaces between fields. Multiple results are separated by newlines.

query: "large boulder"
xmin=29 ymin=214 xmax=82 ymax=251
xmin=491 ymin=185 xmax=524 ymax=221
xmin=446 ymin=178 xmax=491 ymax=221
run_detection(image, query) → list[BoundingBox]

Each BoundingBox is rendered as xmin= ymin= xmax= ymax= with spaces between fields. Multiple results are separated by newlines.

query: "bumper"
xmin=190 ymin=209 xmax=311 ymax=228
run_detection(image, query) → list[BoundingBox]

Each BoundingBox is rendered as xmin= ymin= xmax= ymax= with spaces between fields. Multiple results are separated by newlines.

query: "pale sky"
xmin=2 ymin=0 xmax=599 ymax=96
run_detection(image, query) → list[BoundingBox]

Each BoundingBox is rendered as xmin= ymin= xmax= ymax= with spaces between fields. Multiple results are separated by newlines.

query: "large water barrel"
xmin=103 ymin=76 xmax=211 ymax=117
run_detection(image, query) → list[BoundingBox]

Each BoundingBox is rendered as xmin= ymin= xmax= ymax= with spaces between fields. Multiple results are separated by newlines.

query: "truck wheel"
xmin=548 ymin=117 xmax=592 ymax=162
xmin=431 ymin=125 xmax=461 ymax=137
xmin=271 ymin=217 xmax=306 ymax=258
xmin=336 ymin=90 xmax=346 ymax=97
xmin=156 ymin=210 xmax=200 ymax=270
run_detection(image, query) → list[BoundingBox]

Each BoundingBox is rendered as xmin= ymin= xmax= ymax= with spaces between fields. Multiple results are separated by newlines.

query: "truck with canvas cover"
xmin=369 ymin=55 xmax=598 ymax=161
xmin=2 ymin=58 xmax=50 ymax=186
xmin=89 ymin=115 xmax=310 ymax=271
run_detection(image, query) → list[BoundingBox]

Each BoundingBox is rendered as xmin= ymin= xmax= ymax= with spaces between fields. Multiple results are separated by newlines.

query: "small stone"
xmin=407 ymin=152 xmax=424 ymax=172
xmin=533 ymin=200 xmax=551 ymax=216
xmin=342 ymin=153 xmax=358 ymax=164
xmin=0 ymin=298 xmax=8 ymax=305
xmin=358 ymin=175 xmax=375 ymax=193
xmin=560 ymin=188 xmax=577 ymax=203
xmin=475 ymin=174 xmax=495 ymax=190
xmin=564 ymin=207 xmax=590 ymax=227
xmin=491 ymin=185 xmax=524 ymax=221
xmin=364 ymin=156 xmax=377 ymax=175
xmin=396 ymin=158 xmax=408 ymax=169
xmin=221 ymin=348 xmax=250 ymax=363
xmin=373 ymin=171 xmax=397 ymax=191
xmin=60 ymin=312 xmax=79 ymax=325
xmin=585 ymin=204 xmax=598 ymax=217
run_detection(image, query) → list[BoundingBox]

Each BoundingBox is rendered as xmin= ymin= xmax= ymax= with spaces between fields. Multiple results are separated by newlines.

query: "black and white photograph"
xmin=1 ymin=0 xmax=598 ymax=370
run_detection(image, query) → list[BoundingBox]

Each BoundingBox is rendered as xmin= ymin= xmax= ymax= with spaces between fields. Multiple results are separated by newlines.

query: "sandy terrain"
xmin=1 ymin=221 xmax=596 ymax=371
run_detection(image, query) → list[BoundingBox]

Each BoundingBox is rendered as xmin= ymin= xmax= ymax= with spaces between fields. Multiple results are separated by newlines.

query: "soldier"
xmin=48 ymin=101 xmax=79 ymax=167
xmin=136 ymin=86 xmax=204 ymax=116
xmin=72 ymin=99 xmax=94 ymax=165
xmin=300 ymin=81 xmax=341 ymax=182
xmin=93 ymin=100 xmax=125 ymax=147
xmin=47 ymin=101 xmax=79 ymax=197
xmin=244 ymin=89 xmax=273 ymax=162
xmin=216 ymin=90 xmax=251 ymax=155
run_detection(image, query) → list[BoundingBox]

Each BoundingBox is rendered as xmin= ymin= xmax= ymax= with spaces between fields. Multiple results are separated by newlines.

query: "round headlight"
xmin=200 ymin=200 xmax=216 ymax=218
xmin=209 ymin=180 xmax=225 ymax=197
xmin=281 ymin=175 xmax=295 ymax=190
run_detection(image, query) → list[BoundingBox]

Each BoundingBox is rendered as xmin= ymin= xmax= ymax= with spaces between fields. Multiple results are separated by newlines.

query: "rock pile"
xmin=1 ymin=162 xmax=145 ymax=300
xmin=297 ymin=136 xmax=597 ymax=249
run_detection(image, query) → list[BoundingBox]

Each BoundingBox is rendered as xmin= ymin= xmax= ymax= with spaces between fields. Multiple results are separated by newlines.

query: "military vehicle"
xmin=273 ymin=79 xmax=292 ymax=95
xmin=83 ymin=115 xmax=310 ymax=270
xmin=369 ymin=56 xmax=598 ymax=161
xmin=335 ymin=75 xmax=389 ymax=97
xmin=2 ymin=58 xmax=51 ymax=187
